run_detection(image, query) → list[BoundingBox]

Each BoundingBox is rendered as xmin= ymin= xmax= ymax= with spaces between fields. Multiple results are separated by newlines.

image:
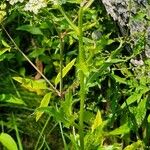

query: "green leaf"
xmin=135 ymin=97 xmax=147 ymax=126
xmin=121 ymin=87 xmax=149 ymax=109
xmin=0 ymin=132 xmax=18 ymax=150
xmin=29 ymin=48 xmax=45 ymax=58
xmin=2 ymin=40 xmax=11 ymax=48
xmin=36 ymin=92 xmax=52 ymax=121
xmin=147 ymin=114 xmax=150 ymax=123
xmin=112 ymin=74 xmax=127 ymax=84
xmin=91 ymin=110 xmax=103 ymax=132
xmin=13 ymin=77 xmax=48 ymax=95
xmin=0 ymin=94 xmax=26 ymax=105
xmin=17 ymin=25 xmax=43 ymax=35
xmin=109 ymin=123 xmax=130 ymax=135
xmin=36 ymin=107 xmax=69 ymax=125
xmin=62 ymin=89 xmax=72 ymax=116
xmin=55 ymin=58 xmax=76 ymax=86
xmin=0 ymin=48 xmax=9 ymax=56
xmin=67 ymin=0 xmax=82 ymax=3
xmin=123 ymin=140 xmax=143 ymax=150
xmin=0 ymin=40 xmax=11 ymax=56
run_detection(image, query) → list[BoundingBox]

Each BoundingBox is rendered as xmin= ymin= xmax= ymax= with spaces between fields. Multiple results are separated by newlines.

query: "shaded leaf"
xmin=17 ymin=25 xmax=43 ymax=35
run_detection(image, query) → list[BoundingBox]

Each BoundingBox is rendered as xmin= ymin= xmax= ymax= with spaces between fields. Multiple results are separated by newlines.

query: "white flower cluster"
xmin=24 ymin=0 xmax=47 ymax=14
xmin=7 ymin=0 xmax=24 ymax=5
xmin=7 ymin=0 xmax=47 ymax=14
xmin=130 ymin=59 xmax=144 ymax=67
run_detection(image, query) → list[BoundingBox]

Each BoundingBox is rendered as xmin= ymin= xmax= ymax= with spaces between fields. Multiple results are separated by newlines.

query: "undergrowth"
xmin=0 ymin=0 xmax=150 ymax=149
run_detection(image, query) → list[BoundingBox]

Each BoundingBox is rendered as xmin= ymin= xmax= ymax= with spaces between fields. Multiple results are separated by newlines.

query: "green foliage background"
xmin=0 ymin=0 xmax=150 ymax=149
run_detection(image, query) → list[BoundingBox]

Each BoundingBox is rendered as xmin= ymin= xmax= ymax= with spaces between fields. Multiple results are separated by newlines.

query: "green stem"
xmin=34 ymin=116 xmax=51 ymax=150
xmin=60 ymin=33 xmax=64 ymax=97
xmin=59 ymin=122 xmax=68 ymax=150
xmin=12 ymin=114 xmax=23 ymax=150
xmin=78 ymin=6 xmax=85 ymax=150
xmin=58 ymin=5 xmax=79 ymax=34
xmin=0 ymin=23 xmax=60 ymax=96
xmin=83 ymin=0 xmax=94 ymax=10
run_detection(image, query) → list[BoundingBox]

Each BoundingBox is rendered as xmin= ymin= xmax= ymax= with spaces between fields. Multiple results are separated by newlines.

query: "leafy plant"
xmin=0 ymin=0 xmax=150 ymax=149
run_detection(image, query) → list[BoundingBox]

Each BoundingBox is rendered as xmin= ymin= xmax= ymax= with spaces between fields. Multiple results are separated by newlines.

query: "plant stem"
xmin=58 ymin=5 xmax=79 ymax=34
xmin=34 ymin=116 xmax=51 ymax=150
xmin=0 ymin=23 xmax=60 ymax=96
xmin=59 ymin=122 xmax=68 ymax=150
xmin=78 ymin=5 xmax=85 ymax=150
xmin=12 ymin=114 xmax=23 ymax=150
xmin=60 ymin=33 xmax=64 ymax=97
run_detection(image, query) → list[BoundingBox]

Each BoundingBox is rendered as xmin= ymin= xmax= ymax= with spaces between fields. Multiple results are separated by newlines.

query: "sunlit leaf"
xmin=0 ymin=133 xmax=18 ymax=150
xmin=2 ymin=40 xmax=11 ymax=48
xmin=17 ymin=25 xmax=43 ymax=35
xmin=91 ymin=110 xmax=103 ymax=132
xmin=112 ymin=74 xmax=127 ymax=84
xmin=0 ymin=94 xmax=26 ymax=105
xmin=67 ymin=0 xmax=82 ymax=3
xmin=0 ymin=40 xmax=11 ymax=56
xmin=13 ymin=77 xmax=48 ymax=95
xmin=36 ymin=92 xmax=52 ymax=121
xmin=109 ymin=123 xmax=130 ymax=135
xmin=0 ymin=48 xmax=9 ymax=56
xmin=55 ymin=58 xmax=76 ymax=86
xmin=123 ymin=140 xmax=143 ymax=150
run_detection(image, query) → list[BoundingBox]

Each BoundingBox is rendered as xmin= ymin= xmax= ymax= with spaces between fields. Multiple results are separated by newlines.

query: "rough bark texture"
xmin=101 ymin=0 xmax=150 ymax=58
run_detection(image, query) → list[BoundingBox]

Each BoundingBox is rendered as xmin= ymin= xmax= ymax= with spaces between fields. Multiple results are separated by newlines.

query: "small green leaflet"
xmin=17 ymin=25 xmax=43 ymax=35
xmin=123 ymin=140 xmax=143 ymax=150
xmin=36 ymin=92 xmax=52 ymax=121
xmin=91 ymin=110 xmax=103 ymax=132
xmin=55 ymin=58 xmax=76 ymax=86
xmin=0 ymin=48 xmax=10 ymax=56
xmin=2 ymin=40 xmax=11 ymax=49
xmin=112 ymin=74 xmax=127 ymax=84
xmin=0 ymin=40 xmax=11 ymax=56
xmin=135 ymin=97 xmax=147 ymax=127
xmin=0 ymin=133 xmax=18 ymax=150
xmin=13 ymin=77 xmax=48 ymax=95
xmin=121 ymin=87 xmax=149 ymax=109
xmin=147 ymin=114 xmax=150 ymax=123
xmin=0 ymin=94 xmax=26 ymax=105
xmin=109 ymin=123 xmax=130 ymax=135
